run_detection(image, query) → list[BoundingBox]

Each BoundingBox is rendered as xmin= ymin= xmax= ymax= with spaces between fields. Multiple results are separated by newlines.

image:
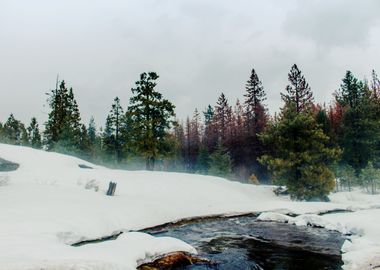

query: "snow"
xmin=1 ymin=143 xmax=380 ymax=269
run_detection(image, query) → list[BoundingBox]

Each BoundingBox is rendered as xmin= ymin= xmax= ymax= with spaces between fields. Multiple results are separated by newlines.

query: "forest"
xmin=1 ymin=65 xmax=380 ymax=200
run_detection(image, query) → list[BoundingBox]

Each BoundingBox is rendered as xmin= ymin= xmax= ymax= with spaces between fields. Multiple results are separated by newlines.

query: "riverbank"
xmin=0 ymin=143 xmax=379 ymax=269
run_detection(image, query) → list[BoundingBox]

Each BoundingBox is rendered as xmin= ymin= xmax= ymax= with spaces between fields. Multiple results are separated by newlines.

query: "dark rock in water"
xmin=0 ymin=158 xmax=19 ymax=171
xmin=137 ymin=252 xmax=211 ymax=270
xmin=78 ymin=164 xmax=93 ymax=169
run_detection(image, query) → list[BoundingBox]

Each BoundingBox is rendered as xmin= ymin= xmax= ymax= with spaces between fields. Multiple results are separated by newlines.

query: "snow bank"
xmin=1 ymin=143 xmax=380 ymax=269
xmin=1 ymin=232 xmax=196 ymax=270
xmin=257 ymin=212 xmax=349 ymax=234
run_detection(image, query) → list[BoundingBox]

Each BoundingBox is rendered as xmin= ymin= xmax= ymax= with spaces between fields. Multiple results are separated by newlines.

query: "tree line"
xmin=1 ymin=66 xmax=380 ymax=200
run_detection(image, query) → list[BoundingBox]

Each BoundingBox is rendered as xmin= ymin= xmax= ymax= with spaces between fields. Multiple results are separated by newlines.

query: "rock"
xmin=78 ymin=164 xmax=93 ymax=169
xmin=137 ymin=252 xmax=210 ymax=270
xmin=273 ymin=186 xmax=288 ymax=196
xmin=0 ymin=158 xmax=19 ymax=172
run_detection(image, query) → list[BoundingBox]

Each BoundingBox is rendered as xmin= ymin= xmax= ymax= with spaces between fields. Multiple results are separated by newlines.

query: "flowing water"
xmin=143 ymin=215 xmax=345 ymax=270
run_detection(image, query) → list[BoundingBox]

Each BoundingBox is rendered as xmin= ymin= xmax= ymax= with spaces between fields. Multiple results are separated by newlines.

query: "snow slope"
xmin=0 ymin=143 xmax=379 ymax=269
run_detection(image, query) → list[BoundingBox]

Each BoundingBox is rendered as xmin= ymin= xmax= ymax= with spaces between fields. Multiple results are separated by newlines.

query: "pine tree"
xmin=128 ymin=72 xmax=175 ymax=170
xmin=360 ymin=162 xmax=380 ymax=194
xmin=336 ymin=71 xmax=380 ymax=174
xmin=328 ymin=100 xmax=344 ymax=146
xmin=27 ymin=117 xmax=42 ymax=148
xmin=44 ymin=80 xmax=82 ymax=152
xmin=244 ymin=68 xmax=266 ymax=127
xmin=260 ymin=102 xmax=340 ymax=201
xmin=203 ymin=105 xmax=218 ymax=153
xmin=230 ymin=100 xmax=248 ymax=179
xmin=2 ymin=114 xmax=28 ymax=145
xmin=209 ymin=142 xmax=232 ymax=178
xmin=243 ymin=69 xmax=268 ymax=181
xmin=336 ymin=165 xmax=357 ymax=191
xmin=315 ymin=107 xmax=331 ymax=139
xmin=184 ymin=109 xmax=201 ymax=172
xmin=214 ymin=93 xmax=232 ymax=146
xmin=371 ymin=70 xmax=380 ymax=100
xmin=87 ymin=117 xmax=97 ymax=146
xmin=184 ymin=116 xmax=192 ymax=171
xmin=172 ymin=121 xmax=186 ymax=171
xmin=108 ymin=97 xmax=125 ymax=163
xmin=102 ymin=115 xmax=116 ymax=161
xmin=281 ymin=64 xmax=313 ymax=113
xmin=78 ymin=124 xmax=91 ymax=157
xmin=196 ymin=146 xmax=211 ymax=174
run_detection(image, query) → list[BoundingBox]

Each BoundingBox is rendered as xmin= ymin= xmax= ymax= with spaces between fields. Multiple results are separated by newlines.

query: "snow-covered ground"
xmin=0 ymin=143 xmax=379 ymax=270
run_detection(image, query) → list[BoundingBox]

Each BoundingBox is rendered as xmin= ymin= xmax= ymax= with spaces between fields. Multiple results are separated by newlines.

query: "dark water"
xmin=144 ymin=215 xmax=345 ymax=270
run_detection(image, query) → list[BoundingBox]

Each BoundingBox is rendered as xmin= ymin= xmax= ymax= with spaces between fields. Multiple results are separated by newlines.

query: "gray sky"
xmin=1 ymin=0 xmax=379 ymax=128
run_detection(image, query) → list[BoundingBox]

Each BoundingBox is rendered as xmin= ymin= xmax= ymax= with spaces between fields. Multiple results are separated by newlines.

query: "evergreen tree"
xmin=184 ymin=109 xmax=201 ymax=172
xmin=214 ymin=93 xmax=232 ymax=146
xmin=203 ymin=105 xmax=218 ymax=153
xmin=243 ymin=69 xmax=268 ymax=181
xmin=260 ymin=102 xmax=340 ymax=201
xmin=78 ymin=124 xmax=91 ymax=157
xmin=172 ymin=121 xmax=186 ymax=171
xmin=371 ymin=70 xmax=380 ymax=100
xmin=337 ymin=71 xmax=365 ymax=108
xmin=196 ymin=146 xmax=211 ymax=174
xmin=336 ymin=71 xmax=379 ymax=173
xmin=107 ymin=97 xmax=125 ymax=162
xmin=336 ymin=165 xmax=357 ymax=191
xmin=360 ymin=162 xmax=380 ymax=194
xmin=244 ymin=68 xmax=266 ymax=127
xmin=184 ymin=116 xmax=192 ymax=171
xmin=2 ymin=114 xmax=28 ymax=145
xmin=87 ymin=117 xmax=97 ymax=146
xmin=281 ymin=64 xmax=314 ymax=113
xmin=44 ymin=80 xmax=82 ymax=152
xmin=27 ymin=117 xmax=42 ymax=148
xmin=128 ymin=72 xmax=175 ymax=170
xmin=230 ymin=99 xmax=248 ymax=179
xmin=315 ymin=107 xmax=331 ymax=139
xmin=209 ymin=142 xmax=232 ymax=178
xmin=328 ymin=100 xmax=344 ymax=145
xmin=102 ymin=115 xmax=116 ymax=161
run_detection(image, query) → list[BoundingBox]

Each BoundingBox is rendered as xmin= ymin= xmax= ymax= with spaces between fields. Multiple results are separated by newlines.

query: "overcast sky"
xmin=1 ymin=0 xmax=379 ymax=127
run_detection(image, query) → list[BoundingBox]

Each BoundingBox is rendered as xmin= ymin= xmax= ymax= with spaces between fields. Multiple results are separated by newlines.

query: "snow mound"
xmin=258 ymin=212 xmax=350 ymax=234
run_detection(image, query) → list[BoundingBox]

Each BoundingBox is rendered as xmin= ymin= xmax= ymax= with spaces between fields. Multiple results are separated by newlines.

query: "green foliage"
xmin=128 ymin=72 xmax=175 ymax=170
xmin=260 ymin=103 xmax=340 ymax=200
xmin=315 ymin=108 xmax=331 ymax=138
xmin=1 ymin=114 xmax=28 ymax=145
xmin=102 ymin=115 xmax=117 ymax=162
xmin=209 ymin=142 xmax=232 ymax=178
xmin=335 ymin=165 xmax=357 ymax=191
xmin=281 ymin=64 xmax=314 ymax=113
xmin=27 ymin=117 xmax=42 ymax=148
xmin=336 ymin=71 xmax=380 ymax=174
xmin=196 ymin=146 xmax=211 ymax=174
xmin=359 ymin=162 xmax=380 ymax=194
xmin=44 ymin=81 xmax=82 ymax=153
xmin=105 ymin=97 xmax=129 ymax=163
xmin=243 ymin=68 xmax=268 ymax=181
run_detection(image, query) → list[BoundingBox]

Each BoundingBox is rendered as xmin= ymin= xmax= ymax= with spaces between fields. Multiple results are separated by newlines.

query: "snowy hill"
xmin=0 ymin=143 xmax=379 ymax=269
